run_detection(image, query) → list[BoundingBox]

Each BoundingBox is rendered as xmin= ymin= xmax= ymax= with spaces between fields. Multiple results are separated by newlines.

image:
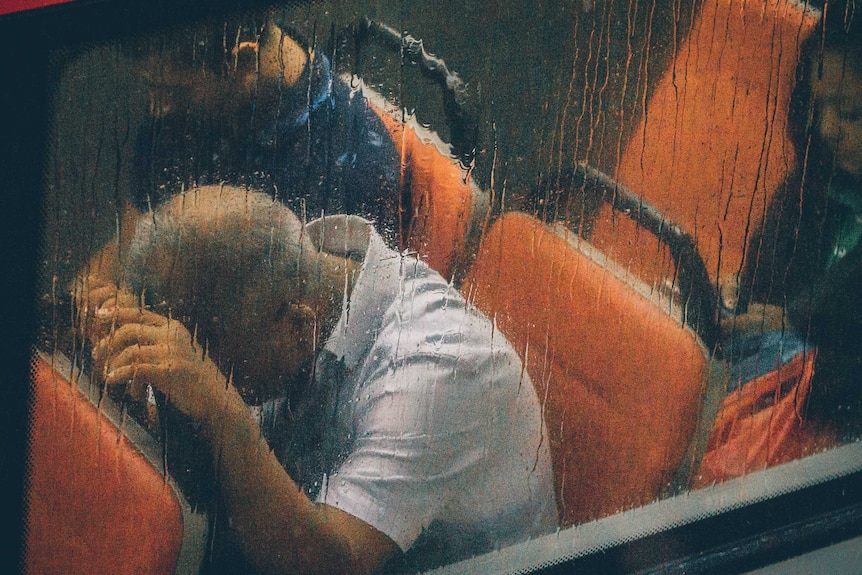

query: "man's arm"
xmin=93 ymin=302 xmax=400 ymax=575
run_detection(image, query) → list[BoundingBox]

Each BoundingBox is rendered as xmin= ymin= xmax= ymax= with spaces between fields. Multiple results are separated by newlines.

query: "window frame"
xmin=5 ymin=1 xmax=862 ymax=573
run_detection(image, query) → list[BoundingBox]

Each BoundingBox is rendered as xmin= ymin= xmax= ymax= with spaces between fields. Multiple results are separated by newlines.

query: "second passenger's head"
xmin=797 ymin=7 xmax=862 ymax=179
xmin=131 ymin=11 xmax=311 ymax=211
xmin=811 ymin=37 xmax=862 ymax=177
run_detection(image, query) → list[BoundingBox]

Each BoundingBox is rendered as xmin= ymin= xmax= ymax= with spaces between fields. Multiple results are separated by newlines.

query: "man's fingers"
xmin=103 ymin=344 xmax=182 ymax=400
xmin=115 ymin=290 xmax=139 ymax=307
xmin=94 ymin=323 xmax=172 ymax=363
xmin=105 ymin=342 xmax=176 ymax=373
xmin=104 ymin=356 xmax=209 ymax=415
xmin=103 ymin=363 xmax=161 ymax=401
xmin=78 ymin=287 xmax=121 ymax=344
xmin=78 ymin=283 xmax=134 ymax=315
xmin=79 ymin=284 xmax=138 ymax=319
xmin=76 ymin=285 xmax=141 ymax=344
xmin=88 ymin=306 xmax=169 ymax=350
xmin=85 ymin=285 xmax=120 ymax=311
xmin=95 ymin=306 xmax=169 ymax=328
xmin=72 ymin=274 xmax=110 ymax=302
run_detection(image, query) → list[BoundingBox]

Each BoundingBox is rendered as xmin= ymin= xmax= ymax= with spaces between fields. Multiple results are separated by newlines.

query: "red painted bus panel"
xmin=24 ymin=356 xmax=184 ymax=575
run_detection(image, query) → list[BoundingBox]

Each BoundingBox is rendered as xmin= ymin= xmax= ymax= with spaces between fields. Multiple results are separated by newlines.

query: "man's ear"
xmin=273 ymin=301 xmax=320 ymax=358
xmin=273 ymin=301 xmax=317 ymax=335
xmin=289 ymin=302 xmax=317 ymax=327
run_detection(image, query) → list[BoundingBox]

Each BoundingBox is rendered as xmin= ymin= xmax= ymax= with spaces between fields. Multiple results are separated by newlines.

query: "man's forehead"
xmin=164 ymin=187 xmax=254 ymax=220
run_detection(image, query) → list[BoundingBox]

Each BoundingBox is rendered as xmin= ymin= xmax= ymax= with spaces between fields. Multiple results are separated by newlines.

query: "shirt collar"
xmin=306 ymin=214 xmax=406 ymax=371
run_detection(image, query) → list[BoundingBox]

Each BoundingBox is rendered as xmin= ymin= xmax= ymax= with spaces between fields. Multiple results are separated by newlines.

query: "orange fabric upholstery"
xmin=588 ymin=207 xmax=677 ymax=298
xmin=603 ymin=0 xmax=819 ymax=290
xmin=462 ymin=212 xmax=708 ymax=526
xmin=693 ymin=351 xmax=837 ymax=488
xmin=24 ymin=356 xmax=184 ymax=575
xmin=371 ymin=105 xmax=475 ymax=280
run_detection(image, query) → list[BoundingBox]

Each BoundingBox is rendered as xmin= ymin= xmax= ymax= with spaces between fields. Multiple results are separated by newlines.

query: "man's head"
xmin=140 ymin=14 xmax=308 ymax=118
xmin=809 ymin=42 xmax=862 ymax=177
xmin=795 ymin=5 xmax=862 ymax=177
xmin=131 ymin=13 xmax=309 ymax=211
xmin=125 ymin=185 xmax=333 ymax=403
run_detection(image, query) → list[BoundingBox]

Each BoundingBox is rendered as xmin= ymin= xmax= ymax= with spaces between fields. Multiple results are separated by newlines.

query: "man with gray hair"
xmin=85 ymin=184 xmax=556 ymax=574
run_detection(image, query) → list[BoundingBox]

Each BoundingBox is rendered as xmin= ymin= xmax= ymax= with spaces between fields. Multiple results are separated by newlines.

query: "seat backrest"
xmin=365 ymin=85 xmax=481 ymax=281
xmin=596 ymin=0 xmax=819 ymax=294
xmin=462 ymin=212 xmax=709 ymax=526
xmin=25 ymin=352 xmax=205 ymax=575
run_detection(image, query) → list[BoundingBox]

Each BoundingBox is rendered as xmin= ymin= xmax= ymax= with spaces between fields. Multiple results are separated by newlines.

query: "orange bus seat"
xmin=693 ymin=349 xmax=838 ymax=487
xmin=462 ymin=212 xmax=709 ymax=526
xmin=588 ymin=204 xmax=678 ymax=301
xmin=25 ymin=354 xmax=188 ymax=575
xmin=366 ymin=87 xmax=479 ymax=280
xmin=600 ymin=0 xmax=819 ymax=295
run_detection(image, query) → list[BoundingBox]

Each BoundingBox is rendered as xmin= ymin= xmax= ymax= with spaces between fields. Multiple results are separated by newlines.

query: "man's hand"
xmin=71 ymin=242 xmax=127 ymax=347
xmin=77 ymin=280 xmax=140 ymax=346
xmin=91 ymin=302 xmax=399 ymax=575
xmin=720 ymin=303 xmax=786 ymax=339
xmin=93 ymin=304 xmax=228 ymax=424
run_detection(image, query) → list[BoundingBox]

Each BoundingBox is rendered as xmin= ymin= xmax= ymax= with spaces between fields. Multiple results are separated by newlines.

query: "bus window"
xmin=17 ymin=0 xmax=862 ymax=573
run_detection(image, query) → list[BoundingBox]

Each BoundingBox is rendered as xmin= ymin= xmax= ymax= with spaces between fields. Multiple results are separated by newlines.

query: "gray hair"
xmin=124 ymin=185 xmax=315 ymax=342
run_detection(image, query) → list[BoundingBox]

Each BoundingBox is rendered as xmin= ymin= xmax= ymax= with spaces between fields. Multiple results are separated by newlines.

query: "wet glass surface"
xmin=25 ymin=1 xmax=862 ymax=573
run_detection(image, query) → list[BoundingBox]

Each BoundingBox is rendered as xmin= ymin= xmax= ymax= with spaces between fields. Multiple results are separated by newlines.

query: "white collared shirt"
xmin=304 ymin=214 xmax=557 ymax=571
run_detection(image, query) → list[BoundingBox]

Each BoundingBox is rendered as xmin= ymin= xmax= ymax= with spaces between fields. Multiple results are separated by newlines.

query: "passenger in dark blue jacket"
xmin=130 ymin=17 xmax=403 ymax=243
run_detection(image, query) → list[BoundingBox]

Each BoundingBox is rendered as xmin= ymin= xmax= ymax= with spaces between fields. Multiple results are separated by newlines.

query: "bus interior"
xmin=6 ymin=0 xmax=862 ymax=573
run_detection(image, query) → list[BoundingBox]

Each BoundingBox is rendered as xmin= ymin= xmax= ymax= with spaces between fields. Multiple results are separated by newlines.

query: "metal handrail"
xmin=574 ymin=163 xmax=720 ymax=348
xmin=354 ymin=17 xmax=477 ymax=167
